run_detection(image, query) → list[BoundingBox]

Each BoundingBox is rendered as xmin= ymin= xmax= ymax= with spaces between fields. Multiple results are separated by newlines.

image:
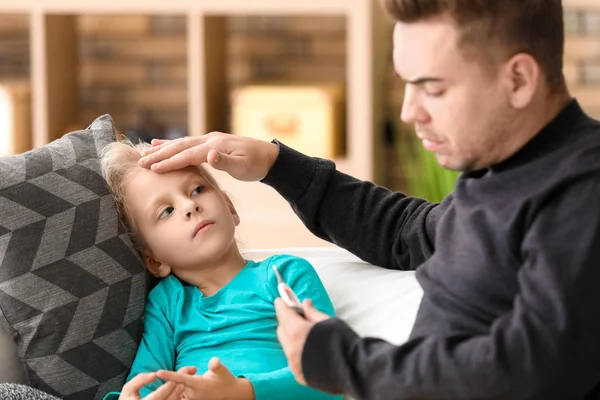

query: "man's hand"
xmin=156 ymin=357 xmax=255 ymax=400
xmin=137 ymin=133 xmax=279 ymax=181
xmin=119 ymin=366 xmax=196 ymax=400
xmin=275 ymin=299 xmax=331 ymax=385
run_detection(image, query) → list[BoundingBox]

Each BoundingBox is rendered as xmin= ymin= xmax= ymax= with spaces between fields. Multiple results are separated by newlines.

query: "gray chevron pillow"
xmin=0 ymin=115 xmax=149 ymax=399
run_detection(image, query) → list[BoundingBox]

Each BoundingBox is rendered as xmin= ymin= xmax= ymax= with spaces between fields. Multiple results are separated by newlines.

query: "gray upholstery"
xmin=0 ymin=319 xmax=26 ymax=384
xmin=0 ymin=383 xmax=60 ymax=400
xmin=0 ymin=115 xmax=149 ymax=398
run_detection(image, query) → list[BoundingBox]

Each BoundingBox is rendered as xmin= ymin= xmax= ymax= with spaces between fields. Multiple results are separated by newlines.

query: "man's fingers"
xmin=275 ymin=297 xmax=303 ymax=326
xmin=141 ymin=139 xmax=174 ymax=157
xmin=148 ymin=146 xmax=208 ymax=173
xmin=302 ymin=299 xmax=330 ymax=323
xmin=139 ymin=136 xmax=207 ymax=169
xmin=150 ymin=139 xmax=169 ymax=147
xmin=121 ymin=372 xmax=157 ymax=395
xmin=276 ymin=324 xmax=289 ymax=348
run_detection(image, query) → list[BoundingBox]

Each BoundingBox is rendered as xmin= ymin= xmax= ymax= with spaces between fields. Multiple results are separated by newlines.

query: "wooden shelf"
xmin=0 ymin=0 xmax=389 ymax=182
xmin=0 ymin=0 xmax=390 ymax=247
xmin=0 ymin=0 xmax=352 ymax=14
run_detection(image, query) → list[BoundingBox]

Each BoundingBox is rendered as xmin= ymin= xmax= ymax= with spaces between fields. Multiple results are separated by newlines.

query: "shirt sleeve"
xmin=123 ymin=279 xmax=178 ymax=397
xmin=243 ymin=256 xmax=343 ymax=400
xmin=261 ymin=140 xmax=449 ymax=270
xmin=301 ymin=175 xmax=600 ymax=399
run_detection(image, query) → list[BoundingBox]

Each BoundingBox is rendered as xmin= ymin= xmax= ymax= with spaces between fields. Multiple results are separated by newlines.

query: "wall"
xmin=0 ymin=7 xmax=598 ymax=174
xmin=0 ymin=14 xmax=346 ymax=136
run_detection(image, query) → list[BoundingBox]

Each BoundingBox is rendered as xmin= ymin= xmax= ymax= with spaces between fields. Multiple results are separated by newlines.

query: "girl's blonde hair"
xmin=101 ymin=138 xmax=223 ymax=253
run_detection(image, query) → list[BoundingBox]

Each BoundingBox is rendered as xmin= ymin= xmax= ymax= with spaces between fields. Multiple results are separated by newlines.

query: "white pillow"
xmin=243 ymin=247 xmax=423 ymax=345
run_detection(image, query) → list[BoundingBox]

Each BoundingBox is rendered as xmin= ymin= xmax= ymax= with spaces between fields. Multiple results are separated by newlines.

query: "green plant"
xmin=398 ymin=134 xmax=459 ymax=202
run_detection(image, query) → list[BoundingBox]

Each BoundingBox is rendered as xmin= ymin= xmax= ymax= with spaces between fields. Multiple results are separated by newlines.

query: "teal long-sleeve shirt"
xmin=104 ymin=254 xmax=341 ymax=400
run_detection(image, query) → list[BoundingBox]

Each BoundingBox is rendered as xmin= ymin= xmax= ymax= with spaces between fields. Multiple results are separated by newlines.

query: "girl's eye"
xmin=191 ymin=186 xmax=205 ymax=196
xmin=159 ymin=207 xmax=174 ymax=220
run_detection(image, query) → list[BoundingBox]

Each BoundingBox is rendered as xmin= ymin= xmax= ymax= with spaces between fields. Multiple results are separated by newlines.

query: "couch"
xmin=0 ymin=115 xmax=423 ymax=399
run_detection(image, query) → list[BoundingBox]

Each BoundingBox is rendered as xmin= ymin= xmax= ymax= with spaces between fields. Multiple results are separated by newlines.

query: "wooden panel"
xmin=148 ymin=63 xmax=187 ymax=84
xmin=78 ymin=15 xmax=149 ymax=37
xmin=228 ymin=36 xmax=280 ymax=55
xmin=0 ymin=14 xmax=28 ymax=32
xmin=120 ymin=85 xmax=187 ymax=109
xmin=202 ymin=16 xmax=228 ymax=132
xmin=582 ymin=61 xmax=600 ymax=84
xmin=80 ymin=62 xmax=146 ymax=86
xmin=0 ymin=0 xmax=350 ymax=14
xmin=571 ymin=85 xmax=600 ymax=109
xmin=564 ymin=0 xmax=600 ymax=9
xmin=229 ymin=35 xmax=345 ymax=58
xmin=0 ymin=38 xmax=29 ymax=60
xmin=563 ymin=61 xmax=582 ymax=86
xmin=97 ymin=36 xmax=187 ymax=61
xmin=45 ymin=14 xmax=79 ymax=142
xmin=212 ymin=169 xmax=333 ymax=249
xmin=565 ymin=36 xmax=600 ymax=61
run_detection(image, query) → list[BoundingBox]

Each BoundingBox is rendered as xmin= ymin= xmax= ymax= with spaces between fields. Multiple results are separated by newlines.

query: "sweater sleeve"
xmin=261 ymin=140 xmax=449 ymax=270
xmin=301 ymin=176 xmax=600 ymax=400
xmin=243 ymin=256 xmax=342 ymax=400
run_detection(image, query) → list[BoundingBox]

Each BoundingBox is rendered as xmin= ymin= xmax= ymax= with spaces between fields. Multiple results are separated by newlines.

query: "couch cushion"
xmin=0 ymin=320 xmax=26 ymax=384
xmin=0 ymin=115 xmax=149 ymax=398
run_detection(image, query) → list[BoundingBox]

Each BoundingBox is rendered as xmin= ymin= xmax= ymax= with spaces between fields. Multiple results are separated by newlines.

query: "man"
xmin=138 ymin=0 xmax=600 ymax=398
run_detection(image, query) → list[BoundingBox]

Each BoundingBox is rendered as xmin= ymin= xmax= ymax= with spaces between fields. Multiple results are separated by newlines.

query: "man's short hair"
xmin=383 ymin=0 xmax=566 ymax=92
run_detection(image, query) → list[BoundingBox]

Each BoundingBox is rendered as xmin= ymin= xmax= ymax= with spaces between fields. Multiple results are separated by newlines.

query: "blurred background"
xmin=0 ymin=0 xmax=599 ymax=248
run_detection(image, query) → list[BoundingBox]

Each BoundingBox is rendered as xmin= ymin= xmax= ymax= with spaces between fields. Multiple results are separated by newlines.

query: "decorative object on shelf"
xmin=231 ymin=83 xmax=345 ymax=159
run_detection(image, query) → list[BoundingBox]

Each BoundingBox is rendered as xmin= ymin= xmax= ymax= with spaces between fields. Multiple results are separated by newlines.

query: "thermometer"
xmin=273 ymin=265 xmax=305 ymax=317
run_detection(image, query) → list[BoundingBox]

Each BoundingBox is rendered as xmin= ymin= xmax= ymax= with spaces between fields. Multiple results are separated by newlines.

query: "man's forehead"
xmin=392 ymin=18 xmax=461 ymax=81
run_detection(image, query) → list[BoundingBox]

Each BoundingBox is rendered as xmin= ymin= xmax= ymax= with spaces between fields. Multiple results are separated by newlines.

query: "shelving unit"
xmin=0 ymin=0 xmax=390 ymax=248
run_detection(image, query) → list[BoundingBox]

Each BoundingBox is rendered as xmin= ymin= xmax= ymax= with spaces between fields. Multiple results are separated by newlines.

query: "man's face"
xmin=124 ymin=166 xmax=239 ymax=275
xmin=393 ymin=15 xmax=516 ymax=171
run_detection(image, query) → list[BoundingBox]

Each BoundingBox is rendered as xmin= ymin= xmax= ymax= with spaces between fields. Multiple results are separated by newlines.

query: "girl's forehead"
xmin=179 ymin=166 xmax=211 ymax=182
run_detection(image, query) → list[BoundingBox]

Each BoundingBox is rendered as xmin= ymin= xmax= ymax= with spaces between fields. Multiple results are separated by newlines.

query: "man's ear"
xmin=143 ymin=253 xmax=171 ymax=278
xmin=223 ymin=193 xmax=240 ymax=226
xmin=503 ymin=53 xmax=540 ymax=109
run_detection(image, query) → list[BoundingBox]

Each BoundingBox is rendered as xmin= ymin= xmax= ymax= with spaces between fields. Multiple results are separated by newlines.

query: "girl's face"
xmin=124 ymin=166 xmax=240 ymax=277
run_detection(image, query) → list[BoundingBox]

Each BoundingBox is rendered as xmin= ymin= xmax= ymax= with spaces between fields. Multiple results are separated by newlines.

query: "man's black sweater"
xmin=262 ymin=100 xmax=600 ymax=399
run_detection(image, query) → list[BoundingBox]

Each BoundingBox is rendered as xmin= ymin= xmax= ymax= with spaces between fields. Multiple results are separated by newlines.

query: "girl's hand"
xmin=119 ymin=366 xmax=197 ymax=400
xmin=157 ymin=357 xmax=255 ymax=400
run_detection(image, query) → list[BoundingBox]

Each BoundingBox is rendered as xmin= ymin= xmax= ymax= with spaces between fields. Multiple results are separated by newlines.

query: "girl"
xmin=101 ymin=139 xmax=341 ymax=400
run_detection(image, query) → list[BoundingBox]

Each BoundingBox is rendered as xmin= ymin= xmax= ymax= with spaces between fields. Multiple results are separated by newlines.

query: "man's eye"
xmin=191 ymin=186 xmax=205 ymax=196
xmin=159 ymin=207 xmax=174 ymax=220
xmin=425 ymin=88 xmax=445 ymax=97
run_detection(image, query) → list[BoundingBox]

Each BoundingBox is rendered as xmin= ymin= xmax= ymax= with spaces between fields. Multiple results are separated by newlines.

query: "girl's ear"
xmin=223 ymin=193 xmax=240 ymax=226
xmin=143 ymin=253 xmax=171 ymax=278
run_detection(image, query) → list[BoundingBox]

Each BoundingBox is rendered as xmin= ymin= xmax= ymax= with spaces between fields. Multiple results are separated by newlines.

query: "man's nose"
xmin=400 ymin=85 xmax=425 ymax=124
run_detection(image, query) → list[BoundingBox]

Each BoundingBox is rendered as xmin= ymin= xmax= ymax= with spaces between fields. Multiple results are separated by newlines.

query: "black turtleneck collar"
xmin=489 ymin=99 xmax=590 ymax=174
